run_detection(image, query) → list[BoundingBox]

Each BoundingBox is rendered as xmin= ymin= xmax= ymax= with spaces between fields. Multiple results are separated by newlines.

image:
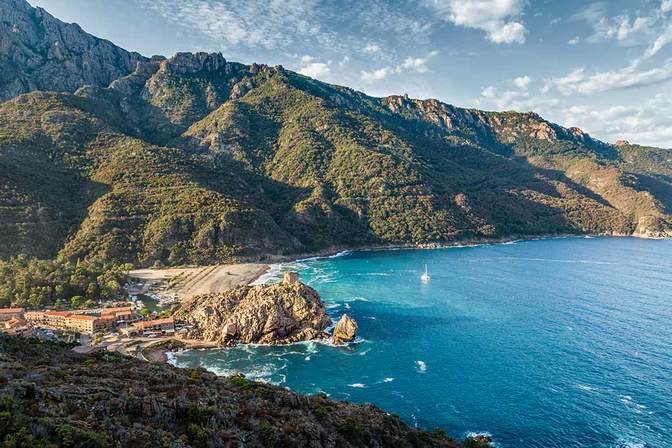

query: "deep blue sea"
xmin=172 ymin=237 xmax=672 ymax=447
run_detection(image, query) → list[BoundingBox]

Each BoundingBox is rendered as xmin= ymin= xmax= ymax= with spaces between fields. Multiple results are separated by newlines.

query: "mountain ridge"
xmin=0 ymin=0 xmax=670 ymax=268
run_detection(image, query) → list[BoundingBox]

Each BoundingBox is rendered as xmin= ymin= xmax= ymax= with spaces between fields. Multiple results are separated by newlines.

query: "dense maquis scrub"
xmin=0 ymin=0 xmax=671 ymax=269
xmin=0 ymin=256 xmax=131 ymax=309
xmin=0 ymin=336 xmax=490 ymax=448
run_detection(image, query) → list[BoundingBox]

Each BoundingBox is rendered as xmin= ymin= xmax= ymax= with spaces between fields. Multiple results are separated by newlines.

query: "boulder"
xmin=176 ymin=281 xmax=332 ymax=346
xmin=332 ymin=314 xmax=357 ymax=344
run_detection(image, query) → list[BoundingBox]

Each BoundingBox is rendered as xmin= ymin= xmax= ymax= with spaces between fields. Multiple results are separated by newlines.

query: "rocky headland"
xmin=175 ymin=273 xmax=337 ymax=346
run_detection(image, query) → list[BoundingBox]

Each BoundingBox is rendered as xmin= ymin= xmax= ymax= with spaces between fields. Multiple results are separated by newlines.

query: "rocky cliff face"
xmin=0 ymin=0 xmax=145 ymax=101
xmin=177 ymin=281 xmax=332 ymax=345
xmin=332 ymin=314 xmax=358 ymax=344
xmin=1 ymin=336 xmax=484 ymax=447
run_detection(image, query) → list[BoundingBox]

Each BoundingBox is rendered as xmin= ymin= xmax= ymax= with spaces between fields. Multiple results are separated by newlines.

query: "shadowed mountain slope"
xmin=0 ymin=0 xmax=670 ymax=266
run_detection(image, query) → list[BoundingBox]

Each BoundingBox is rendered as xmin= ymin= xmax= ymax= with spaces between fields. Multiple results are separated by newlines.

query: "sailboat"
xmin=421 ymin=264 xmax=430 ymax=282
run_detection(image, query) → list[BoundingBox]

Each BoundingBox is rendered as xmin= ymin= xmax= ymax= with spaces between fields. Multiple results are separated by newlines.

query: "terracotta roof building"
xmin=133 ymin=318 xmax=175 ymax=334
xmin=0 ymin=308 xmax=25 ymax=321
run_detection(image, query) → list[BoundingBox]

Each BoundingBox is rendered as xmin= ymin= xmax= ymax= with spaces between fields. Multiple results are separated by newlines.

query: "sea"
xmin=171 ymin=237 xmax=672 ymax=448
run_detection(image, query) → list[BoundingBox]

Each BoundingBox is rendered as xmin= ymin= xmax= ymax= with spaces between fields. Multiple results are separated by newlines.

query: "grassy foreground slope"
xmin=0 ymin=336 xmax=486 ymax=448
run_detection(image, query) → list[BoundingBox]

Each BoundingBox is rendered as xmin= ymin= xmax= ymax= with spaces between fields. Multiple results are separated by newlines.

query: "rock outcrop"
xmin=1 ymin=335 xmax=486 ymax=448
xmin=176 ymin=281 xmax=332 ymax=345
xmin=332 ymin=314 xmax=358 ymax=344
xmin=0 ymin=0 xmax=145 ymax=101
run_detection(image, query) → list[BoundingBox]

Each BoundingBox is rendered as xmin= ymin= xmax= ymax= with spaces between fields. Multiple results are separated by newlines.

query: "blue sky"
xmin=29 ymin=0 xmax=672 ymax=148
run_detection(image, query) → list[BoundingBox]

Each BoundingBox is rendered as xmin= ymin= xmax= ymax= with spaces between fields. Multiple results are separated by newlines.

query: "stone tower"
xmin=283 ymin=271 xmax=299 ymax=285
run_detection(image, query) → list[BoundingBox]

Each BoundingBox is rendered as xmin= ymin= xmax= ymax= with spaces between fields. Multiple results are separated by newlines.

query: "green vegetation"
xmin=0 ymin=54 xmax=670 ymax=268
xmin=0 ymin=335 xmax=467 ymax=447
xmin=0 ymin=256 xmax=131 ymax=309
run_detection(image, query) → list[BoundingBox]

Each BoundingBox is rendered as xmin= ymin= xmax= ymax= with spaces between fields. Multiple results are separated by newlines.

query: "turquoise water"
xmin=173 ymin=237 xmax=672 ymax=447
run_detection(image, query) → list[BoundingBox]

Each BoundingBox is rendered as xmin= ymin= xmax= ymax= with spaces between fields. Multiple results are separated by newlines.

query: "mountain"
xmin=0 ymin=0 xmax=670 ymax=267
xmin=0 ymin=0 xmax=145 ymax=101
xmin=1 ymin=335 xmax=483 ymax=447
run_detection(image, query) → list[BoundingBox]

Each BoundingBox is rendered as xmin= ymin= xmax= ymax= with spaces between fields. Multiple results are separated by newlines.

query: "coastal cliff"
xmin=0 ymin=336 xmax=492 ymax=448
xmin=176 ymin=276 xmax=332 ymax=346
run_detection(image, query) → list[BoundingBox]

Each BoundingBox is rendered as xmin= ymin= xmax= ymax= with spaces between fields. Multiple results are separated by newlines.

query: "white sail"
xmin=421 ymin=264 xmax=430 ymax=282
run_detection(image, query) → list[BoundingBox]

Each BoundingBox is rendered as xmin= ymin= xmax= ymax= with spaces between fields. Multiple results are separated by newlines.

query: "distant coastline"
xmin=248 ymin=231 xmax=666 ymax=284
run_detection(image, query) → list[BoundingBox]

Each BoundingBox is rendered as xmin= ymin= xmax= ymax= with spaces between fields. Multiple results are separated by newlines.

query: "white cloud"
xmin=361 ymin=67 xmax=394 ymax=81
xmin=573 ymin=3 xmax=663 ymax=47
xmin=298 ymin=61 xmax=331 ymax=79
xmin=663 ymin=0 xmax=672 ymax=13
xmin=360 ymin=51 xmax=438 ymax=82
xmin=338 ymin=55 xmax=350 ymax=68
xmin=513 ymin=75 xmax=531 ymax=89
xmin=645 ymin=24 xmax=672 ymax=57
xmin=568 ymin=36 xmax=580 ymax=45
xmin=558 ymin=93 xmax=672 ymax=147
xmin=544 ymin=60 xmax=672 ymax=95
xmin=425 ymin=0 xmax=528 ymax=44
xmin=137 ymin=0 xmax=322 ymax=50
xmin=363 ymin=42 xmax=382 ymax=54
xmin=480 ymin=85 xmax=497 ymax=98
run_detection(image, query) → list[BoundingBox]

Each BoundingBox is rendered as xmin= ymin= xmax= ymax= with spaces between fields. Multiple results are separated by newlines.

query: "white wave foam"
xmin=348 ymin=383 xmax=367 ymax=388
xmin=383 ymin=377 xmax=394 ymax=383
xmin=166 ymin=351 xmax=178 ymax=366
xmin=415 ymin=360 xmax=427 ymax=373
xmin=619 ymin=395 xmax=647 ymax=413
xmin=250 ymin=263 xmax=282 ymax=285
xmin=576 ymin=384 xmax=597 ymax=392
xmin=342 ymin=296 xmax=369 ymax=303
xmin=615 ymin=439 xmax=645 ymax=448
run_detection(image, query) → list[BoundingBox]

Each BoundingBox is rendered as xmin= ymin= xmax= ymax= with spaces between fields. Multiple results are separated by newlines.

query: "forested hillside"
xmin=1 ymin=0 xmax=670 ymax=270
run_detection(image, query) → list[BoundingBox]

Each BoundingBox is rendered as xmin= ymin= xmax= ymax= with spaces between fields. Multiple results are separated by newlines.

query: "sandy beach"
xmin=129 ymin=263 xmax=269 ymax=300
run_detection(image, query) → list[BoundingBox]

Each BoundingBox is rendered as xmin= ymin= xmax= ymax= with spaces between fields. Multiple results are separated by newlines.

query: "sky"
xmin=28 ymin=0 xmax=672 ymax=148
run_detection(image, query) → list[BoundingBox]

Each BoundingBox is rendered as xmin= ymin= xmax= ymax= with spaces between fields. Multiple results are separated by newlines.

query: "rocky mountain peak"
xmin=0 ymin=0 xmax=145 ymax=101
xmin=159 ymin=51 xmax=227 ymax=75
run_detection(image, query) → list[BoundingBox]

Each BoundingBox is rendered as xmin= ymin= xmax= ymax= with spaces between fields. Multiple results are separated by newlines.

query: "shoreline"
xmin=152 ymin=232 xmax=668 ymax=364
xmin=247 ymin=231 xmax=669 ymax=267
xmin=248 ymin=232 xmax=666 ymax=284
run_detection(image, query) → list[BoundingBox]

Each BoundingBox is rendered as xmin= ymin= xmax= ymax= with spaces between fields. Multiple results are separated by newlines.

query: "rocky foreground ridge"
xmin=176 ymin=274 xmax=335 ymax=346
xmin=0 ymin=336 xmax=493 ymax=448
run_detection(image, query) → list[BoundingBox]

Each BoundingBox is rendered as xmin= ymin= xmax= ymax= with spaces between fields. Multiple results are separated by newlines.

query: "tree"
xmin=70 ymin=296 xmax=86 ymax=309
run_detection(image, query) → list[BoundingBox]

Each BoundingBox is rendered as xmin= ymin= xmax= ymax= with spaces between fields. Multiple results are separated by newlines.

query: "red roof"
xmin=0 ymin=308 xmax=25 ymax=313
xmin=135 ymin=318 xmax=174 ymax=330
xmin=101 ymin=307 xmax=132 ymax=315
xmin=45 ymin=311 xmax=71 ymax=317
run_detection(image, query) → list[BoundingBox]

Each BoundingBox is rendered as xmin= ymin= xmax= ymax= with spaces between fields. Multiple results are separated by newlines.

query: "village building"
xmin=3 ymin=317 xmax=25 ymax=330
xmin=133 ymin=318 xmax=175 ymax=336
xmin=0 ymin=308 xmax=25 ymax=321
xmin=67 ymin=315 xmax=108 ymax=334
xmin=24 ymin=311 xmax=110 ymax=335
xmin=100 ymin=306 xmax=136 ymax=323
